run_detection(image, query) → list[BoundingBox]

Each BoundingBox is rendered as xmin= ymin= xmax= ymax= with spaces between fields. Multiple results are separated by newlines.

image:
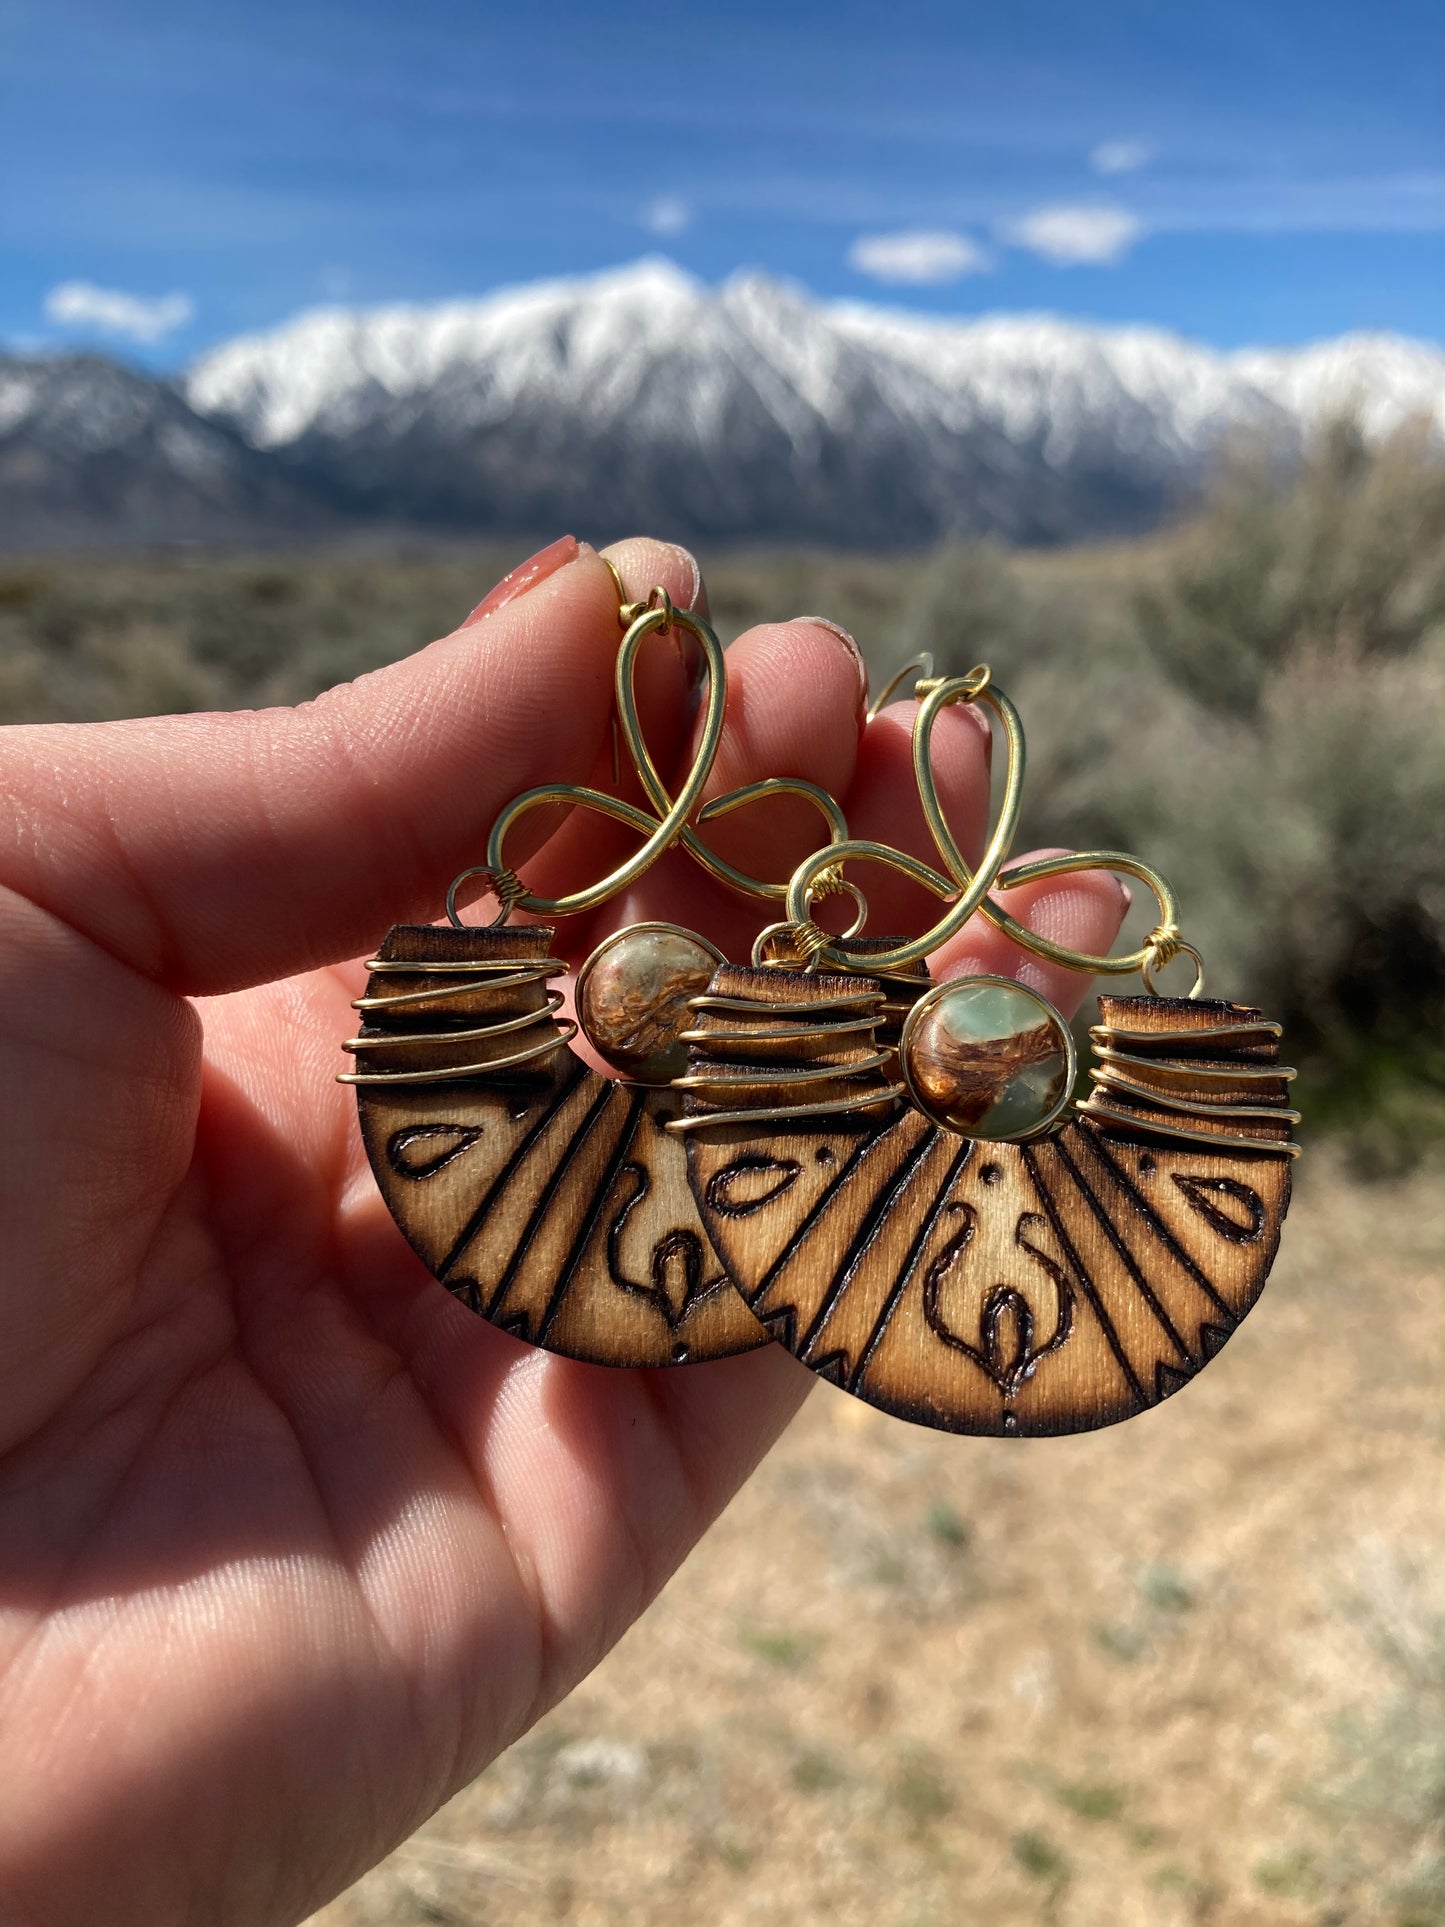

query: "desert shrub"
xmin=1141 ymin=428 xmax=1445 ymax=1163
xmin=1141 ymin=419 xmax=1445 ymax=719
xmin=906 ymin=424 xmax=1445 ymax=1162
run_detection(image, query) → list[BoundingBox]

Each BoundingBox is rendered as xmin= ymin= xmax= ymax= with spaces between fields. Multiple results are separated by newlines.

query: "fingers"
xmin=603 ymin=615 xmax=868 ymax=961
xmin=602 ymin=535 xmax=709 ymax=621
xmin=0 ymin=540 xmax=634 ymax=995
xmin=931 ymin=846 xmax=1131 ymax=1020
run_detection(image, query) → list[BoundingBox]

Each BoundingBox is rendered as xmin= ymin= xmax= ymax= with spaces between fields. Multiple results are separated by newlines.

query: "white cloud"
xmin=641 ymin=195 xmax=692 ymax=237
xmin=847 ymin=229 xmax=993 ymax=285
xmin=1090 ymin=139 xmax=1153 ymax=177
xmin=44 ymin=281 xmax=195 ymax=344
xmin=1007 ymin=205 xmax=1143 ymax=266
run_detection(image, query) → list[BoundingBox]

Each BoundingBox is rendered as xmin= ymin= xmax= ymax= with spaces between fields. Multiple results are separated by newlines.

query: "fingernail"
xmin=462 ymin=534 xmax=579 ymax=625
xmin=1118 ymin=879 xmax=1134 ymax=911
xmin=680 ymin=632 xmax=708 ymax=713
xmin=794 ymin=615 xmax=869 ymax=723
xmin=670 ymin=542 xmax=707 ymax=618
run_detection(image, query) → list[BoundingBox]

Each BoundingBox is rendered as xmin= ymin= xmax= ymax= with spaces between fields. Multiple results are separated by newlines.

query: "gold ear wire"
xmin=785 ymin=661 xmax=1201 ymax=995
xmin=448 ymin=573 xmax=857 ymax=929
xmin=865 ymin=650 xmax=935 ymax=722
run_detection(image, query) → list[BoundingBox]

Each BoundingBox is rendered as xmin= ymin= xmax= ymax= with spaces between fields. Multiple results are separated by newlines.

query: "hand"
xmin=0 ymin=537 xmax=1127 ymax=1925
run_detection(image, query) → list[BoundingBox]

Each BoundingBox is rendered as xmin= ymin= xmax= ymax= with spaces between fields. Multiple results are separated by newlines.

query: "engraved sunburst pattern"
xmin=348 ymin=923 xmax=768 ymax=1368
xmin=683 ymin=980 xmax=1295 ymax=1437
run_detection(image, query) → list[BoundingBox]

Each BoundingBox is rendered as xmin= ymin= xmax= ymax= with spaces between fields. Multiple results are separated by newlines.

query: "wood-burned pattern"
xmin=349 ymin=925 xmax=768 ymax=1366
xmin=683 ymin=974 xmax=1295 ymax=1436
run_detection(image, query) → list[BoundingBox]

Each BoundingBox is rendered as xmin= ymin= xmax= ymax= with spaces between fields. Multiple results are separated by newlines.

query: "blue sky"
xmin=3 ymin=0 xmax=1442 ymax=365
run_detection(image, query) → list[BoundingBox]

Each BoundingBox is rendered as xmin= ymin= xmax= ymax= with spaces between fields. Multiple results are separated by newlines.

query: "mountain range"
xmin=3 ymin=260 xmax=1442 ymax=551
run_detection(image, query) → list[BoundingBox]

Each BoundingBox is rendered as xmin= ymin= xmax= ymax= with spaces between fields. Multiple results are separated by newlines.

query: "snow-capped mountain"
xmin=5 ymin=262 xmax=1441 ymax=550
xmin=0 ymin=352 xmax=335 ymax=549
xmin=181 ymin=261 xmax=1444 ymax=547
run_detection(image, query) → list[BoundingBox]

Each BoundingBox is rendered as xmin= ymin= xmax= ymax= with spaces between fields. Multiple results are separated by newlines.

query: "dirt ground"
xmin=312 ymin=1154 xmax=1445 ymax=1927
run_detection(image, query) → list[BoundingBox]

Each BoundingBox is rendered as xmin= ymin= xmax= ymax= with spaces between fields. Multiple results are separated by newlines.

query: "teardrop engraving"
xmin=705 ymin=1154 xmax=804 ymax=1218
xmin=388 ymin=1125 xmax=483 ymax=1180
xmin=1171 ymin=1173 xmax=1266 ymax=1244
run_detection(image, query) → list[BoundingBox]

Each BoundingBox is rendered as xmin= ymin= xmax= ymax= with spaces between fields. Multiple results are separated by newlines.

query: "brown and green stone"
xmin=903 ymin=978 xmax=1073 ymax=1140
xmin=577 ymin=925 xmax=722 ymax=1084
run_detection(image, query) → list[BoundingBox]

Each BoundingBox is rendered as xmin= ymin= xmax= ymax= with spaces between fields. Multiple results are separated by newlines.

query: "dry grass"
xmin=310 ymin=1155 xmax=1445 ymax=1927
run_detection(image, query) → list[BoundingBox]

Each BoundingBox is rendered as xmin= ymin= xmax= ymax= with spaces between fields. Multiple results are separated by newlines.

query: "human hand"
xmin=0 ymin=537 xmax=1127 ymax=1924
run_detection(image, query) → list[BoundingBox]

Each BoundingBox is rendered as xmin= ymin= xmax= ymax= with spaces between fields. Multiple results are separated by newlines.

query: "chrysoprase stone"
xmin=577 ymin=926 xmax=722 ymax=1083
xmin=903 ymin=978 xmax=1072 ymax=1140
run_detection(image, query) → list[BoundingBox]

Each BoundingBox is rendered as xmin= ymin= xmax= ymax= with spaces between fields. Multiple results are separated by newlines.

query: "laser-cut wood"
xmin=684 ymin=973 xmax=1295 ymax=1436
xmin=351 ymin=925 xmax=769 ymax=1366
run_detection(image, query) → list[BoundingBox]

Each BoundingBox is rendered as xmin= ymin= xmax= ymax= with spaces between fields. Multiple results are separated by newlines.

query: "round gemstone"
xmin=577 ymin=924 xmax=723 ymax=1084
xmin=902 ymin=977 xmax=1074 ymax=1140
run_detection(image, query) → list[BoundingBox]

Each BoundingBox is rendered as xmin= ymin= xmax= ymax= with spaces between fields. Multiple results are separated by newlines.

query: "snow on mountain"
xmin=6 ymin=265 xmax=1440 ymax=550
xmin=186 ymin=261 xmax=722 ymax=448
xmin=178 ymin=262 xmax=1443 ymax=547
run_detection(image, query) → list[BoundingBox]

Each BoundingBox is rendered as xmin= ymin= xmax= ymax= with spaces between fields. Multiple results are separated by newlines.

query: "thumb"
xmin=0 ymin=539 xmax=634 ymax=996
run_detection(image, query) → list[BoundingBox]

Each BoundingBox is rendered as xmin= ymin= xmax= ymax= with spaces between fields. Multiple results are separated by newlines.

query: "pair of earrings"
xmin=342 ymin=586 xmax=1298 ymax=1438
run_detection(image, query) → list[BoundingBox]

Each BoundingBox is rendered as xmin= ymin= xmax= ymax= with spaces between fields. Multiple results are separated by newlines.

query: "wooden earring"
xmin=342 ymin=585 xmax=850 ymax=1368
xmin=680 ymin=662 xmax=1299 ymax=1435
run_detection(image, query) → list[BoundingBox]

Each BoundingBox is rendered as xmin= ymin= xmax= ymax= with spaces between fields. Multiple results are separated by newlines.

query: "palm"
xmin=0 ymin=539 xmax=1126 ymax=1925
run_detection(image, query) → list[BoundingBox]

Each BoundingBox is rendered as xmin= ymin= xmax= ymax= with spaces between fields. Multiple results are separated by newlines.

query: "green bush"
xmin=906 ymin=425 xmax=1445 ymax=1166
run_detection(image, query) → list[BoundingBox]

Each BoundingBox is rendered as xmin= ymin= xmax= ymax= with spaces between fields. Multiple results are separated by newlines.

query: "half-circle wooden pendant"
xmin=681 ymin=964 xmax=1296 ymax=1435
xmin=347 ymin=924 xmax=769 ymax=1366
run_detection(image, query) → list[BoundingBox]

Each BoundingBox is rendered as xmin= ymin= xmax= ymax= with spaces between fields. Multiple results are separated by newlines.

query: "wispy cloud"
xmin=640 ymin=195 xmax=692 ymax=238
xmin=1007 ymin=205 xmax=1142 ymax=265
xmin=1090 ymin=139 xmax=1152 ymax=177
xmin=847 ymin=229 xmax=992 ymax=284
xmin=44 ymin=281 xmax=195 ymax=343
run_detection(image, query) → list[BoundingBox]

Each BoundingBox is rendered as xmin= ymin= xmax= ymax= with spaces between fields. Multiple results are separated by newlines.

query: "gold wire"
xmin=667 ymin=1084 xmax=907 ymax=1133
xmin=449 ymin=584 xmax=855 ymax=927
xmin=689 ymin=987 xmax=883 ymax=1014
xmin=339 ymin=955 xmax=574 ymax=1086
xmin=1076 ymin=1097 xmax=1301 ymax=1156
xmin=667 ymin=975 xmax=903 ymax=1134
xmin=1088 ymin=1018 xmax=1283 ymax=1046
xmin=865 ymin=651 xmax=935 ymax=721
xmin=600 ymin=554 xmax=629 ymax=612
xmin=678 ymin=1014 xmax=881 ymax=1044
xmin=337 ymin=1025 xmax=576 ymax=1086
xmin=475 ymin=596 xmax=728 ymax=920
xmin=1085 ymin=1066 xmax=1301 ymax=1123
xmin=673 ymin=1052 xmax=894 ymax=1090
xmin=1090 ymin=1046 xmax=1298 ymax=1084
xmin=1077 ymin=1014 xmax=1301 ymax=1156
xmin=344 ymin=992 xmax=568 ymax=1052
xmin=1141 ymin=938 xmax=1206 ymax=998
xmin=692 ymin=779 xmax=849 ymax=900
xmin=783 ymin=660 xmax=1196 ymax=992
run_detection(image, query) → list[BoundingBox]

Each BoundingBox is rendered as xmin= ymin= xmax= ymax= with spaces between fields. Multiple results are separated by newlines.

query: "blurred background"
xmin=3 ymin=2 xmax=1444 ymax=1921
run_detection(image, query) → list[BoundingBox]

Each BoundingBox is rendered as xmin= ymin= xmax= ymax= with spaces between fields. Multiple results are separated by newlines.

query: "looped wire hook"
xmin=787 ymin=658 xmax=1202 ymax=995
xmin=446 ymin=864 xmax=527 ymax=930
xmin=449 ymin=566 xmax=853 ymax=928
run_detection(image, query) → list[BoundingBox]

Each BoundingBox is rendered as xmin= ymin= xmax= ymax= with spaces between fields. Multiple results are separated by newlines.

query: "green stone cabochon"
xmin=577 ymin=925 xmax=722 ymax=1084
xmin=903 ymin=978 xmax=1072 ymax=1140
